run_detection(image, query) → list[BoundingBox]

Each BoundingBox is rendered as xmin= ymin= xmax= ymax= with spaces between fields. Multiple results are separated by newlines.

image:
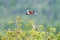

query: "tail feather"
xmin=34 ymin=12 xmax=39 ymax=15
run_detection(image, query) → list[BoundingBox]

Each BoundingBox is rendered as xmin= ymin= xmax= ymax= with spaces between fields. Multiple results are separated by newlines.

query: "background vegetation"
xmin=0 ymin=0 xmax=60 ymax=40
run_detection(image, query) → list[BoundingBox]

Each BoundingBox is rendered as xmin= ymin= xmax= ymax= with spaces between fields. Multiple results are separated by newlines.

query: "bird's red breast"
xmin=29 ymin=11 xmax=34 ymax=14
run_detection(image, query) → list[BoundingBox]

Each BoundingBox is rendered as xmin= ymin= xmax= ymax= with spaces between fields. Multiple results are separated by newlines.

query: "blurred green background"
xmin=0 ymin=0 xmax=60 ymax=32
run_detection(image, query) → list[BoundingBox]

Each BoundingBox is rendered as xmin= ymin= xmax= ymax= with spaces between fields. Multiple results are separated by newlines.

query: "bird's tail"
xmin=34 ymin=12 xmax=39 ymax=15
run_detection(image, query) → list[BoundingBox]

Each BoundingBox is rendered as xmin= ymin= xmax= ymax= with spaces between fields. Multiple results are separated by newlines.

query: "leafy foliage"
xmin=0 ymin=16 xmax=60 ymax=40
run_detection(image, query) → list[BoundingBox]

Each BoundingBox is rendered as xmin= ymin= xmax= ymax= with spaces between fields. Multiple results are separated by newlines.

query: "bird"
xmin=26 ymin=10 xmax=38 ymax=15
